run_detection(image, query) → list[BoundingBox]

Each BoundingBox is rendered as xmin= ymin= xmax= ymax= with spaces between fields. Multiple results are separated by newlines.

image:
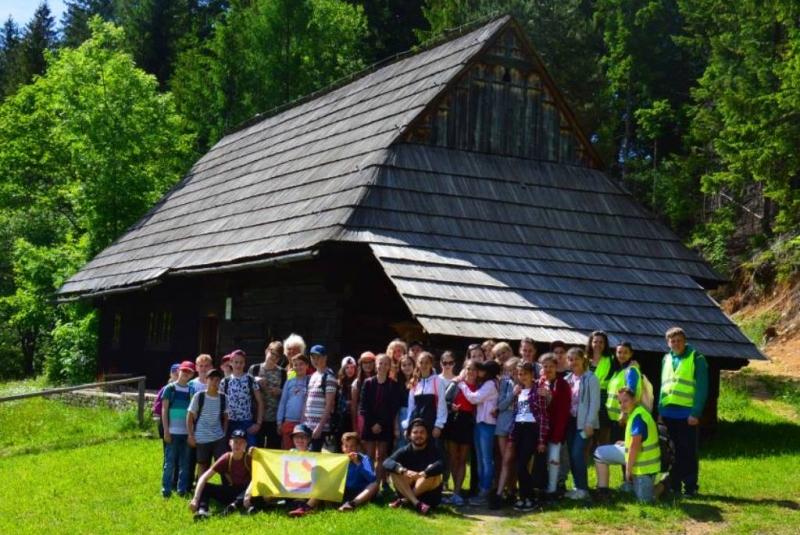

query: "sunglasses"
xmin=441 ymin=361 xmax=455 ymax=366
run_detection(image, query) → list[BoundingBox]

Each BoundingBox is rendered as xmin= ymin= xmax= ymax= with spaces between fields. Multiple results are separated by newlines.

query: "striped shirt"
xmin=188 ymin=393 xmax=227 ymax=444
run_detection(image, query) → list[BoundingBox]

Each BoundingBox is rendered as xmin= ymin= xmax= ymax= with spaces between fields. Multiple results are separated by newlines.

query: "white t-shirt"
xmin=515 ymin=388 xmax=536 ymax=423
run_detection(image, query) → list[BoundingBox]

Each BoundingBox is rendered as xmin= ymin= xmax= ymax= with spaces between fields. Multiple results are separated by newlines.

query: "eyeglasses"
xmin=441 ymin=361 xmax=455 ymax=366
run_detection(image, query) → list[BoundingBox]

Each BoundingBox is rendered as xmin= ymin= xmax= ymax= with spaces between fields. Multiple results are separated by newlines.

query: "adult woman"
xmin=394 ymin=355 xmax=415 ymax=450
xmin=441 ymin=359 xmax=477 ymax=506
xmin=606 ymin=342 xmax=642 ymax=441
xmin=586 ymin=331 xmax=614 ymax=445
xmin=564 ymin=348 xmax=600 ymax=500
xmin=351 ymin=352 xmax=377 ymax=434
xmin=404 ymin=352 xmax=447 ymax=440
xmin=539 ymin=354 xmax=571 ymax=498
xmin=335 ymin=356 xmax=358 ymax=451
xmin=492 ymin=356 xmax=519 ymax=508
xmin=360 ymin=354 xmax=401 ymax=495
xmin=457 ymin=360 xmax=500 ymax=506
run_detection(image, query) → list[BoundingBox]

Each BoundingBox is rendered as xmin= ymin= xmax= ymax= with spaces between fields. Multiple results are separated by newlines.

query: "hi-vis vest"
xmin=594 ymin=354 xmax=613 ymax=391
xmin=660 ymin=350 xmax=697 ymax=407
xmin=625 ymin=405 xmax=660 ymax=476
xmin=606 ymin=364 xmax=641 ymax=422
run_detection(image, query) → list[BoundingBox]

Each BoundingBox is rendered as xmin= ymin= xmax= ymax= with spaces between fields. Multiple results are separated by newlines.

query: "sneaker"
xmin=193 ymin=509 xmax=209 ymax=521
xmin=684 ymin=489 xmax=699 ymax=498
xmin=289 ymin=505 xmax=312 ymax=517
xmin=595 ymin=488 xmax=612 ymax=502
xmin=443 ymin=494 xmax=464 ymax=506
xmin=221 ymin=503 xmax=238 ymax=516
xmin=415 ymin=501 xmax=431 ymax=515
xmin=245 ymin=506 xmax=260 ymax=515
xmin=566 ymin=489 xmax=589 ymax=500
xmin=177 ymin=491 xmax=189 ymax=498
xmin=514 ymin=498 xmax=534 ymax=510
xmin=389 ymin=498 xmax=405 ymax=509
xmin=469 ymin=494 xmax=489 ymax=506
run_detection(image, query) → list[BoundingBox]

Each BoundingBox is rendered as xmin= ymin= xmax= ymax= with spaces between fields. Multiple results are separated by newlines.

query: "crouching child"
xmin=189 ymin=429 xmax=253 ymax=519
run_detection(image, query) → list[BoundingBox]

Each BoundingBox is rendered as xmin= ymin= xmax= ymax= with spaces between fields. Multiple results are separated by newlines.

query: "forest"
xmin=0 ymin=0 xmax=798 ymax=383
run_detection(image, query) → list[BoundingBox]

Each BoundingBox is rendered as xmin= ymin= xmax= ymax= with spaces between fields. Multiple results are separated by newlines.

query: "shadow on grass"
xmin=704 ymin=419 xmax=800 ymax=459
xmin=676 ymin=494 xmax=799 ymax=522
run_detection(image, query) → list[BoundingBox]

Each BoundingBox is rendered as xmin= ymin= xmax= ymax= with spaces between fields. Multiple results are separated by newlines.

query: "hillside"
xmin=724 ymin=280 xmax=800 ymax=377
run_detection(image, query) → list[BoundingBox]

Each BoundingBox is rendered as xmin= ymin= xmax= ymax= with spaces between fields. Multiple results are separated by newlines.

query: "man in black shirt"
xmin=383 ymin=418 xmax=444 ymax=514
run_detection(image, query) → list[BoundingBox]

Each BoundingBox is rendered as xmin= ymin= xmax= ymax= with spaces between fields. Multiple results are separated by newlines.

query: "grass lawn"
xmin=1 ymin=374 xmax=799 ymax=534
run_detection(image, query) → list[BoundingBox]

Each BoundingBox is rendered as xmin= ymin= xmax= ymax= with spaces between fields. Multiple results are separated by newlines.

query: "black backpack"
xmin=657 ymin=422 xmax=676 ymax=473
xmin=322 ymin=370 xmax=344 ymax=433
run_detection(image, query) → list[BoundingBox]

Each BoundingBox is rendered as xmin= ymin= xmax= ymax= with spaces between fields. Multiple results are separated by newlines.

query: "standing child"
xmin=188 ymin=368 xmax=229 ymax=479
xmin=251 ymin=348 xmax=285 ymax=449
xmin=277 ymin=354 xmax=311 ymax=449
xmin=221 ymin=349 xmax=264 ymax=447
xmin=161 ymin=361 xmax=196 ymax=497
xmin=512 ymin=361 xmax=548 ymax=510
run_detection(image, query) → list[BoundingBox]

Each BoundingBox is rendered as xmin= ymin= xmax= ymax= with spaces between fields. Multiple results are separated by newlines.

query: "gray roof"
xmin=58 ymin=17 xmax=762 ymax=360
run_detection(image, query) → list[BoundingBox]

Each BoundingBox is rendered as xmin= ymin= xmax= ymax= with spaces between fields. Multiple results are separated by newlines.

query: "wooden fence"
xmin=0 ymin=376 xmax=148 ymax=426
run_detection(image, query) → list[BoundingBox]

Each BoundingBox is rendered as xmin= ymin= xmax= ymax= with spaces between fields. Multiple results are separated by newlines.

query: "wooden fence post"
xmin=137 ymin=377 xmax=146 ymax=428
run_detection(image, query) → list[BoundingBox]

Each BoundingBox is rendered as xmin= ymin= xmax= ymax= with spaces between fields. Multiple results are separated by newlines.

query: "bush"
xmin=45 ymin=310 xmax=98 ymax=385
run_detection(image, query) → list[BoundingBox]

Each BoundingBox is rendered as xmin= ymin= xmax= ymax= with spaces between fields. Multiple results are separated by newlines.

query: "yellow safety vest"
xmin=660 ymin=350 xmax=696 ymax=407
xmin=606 ymin=364 xmax=641 ymax=422
xmin=625 ymin=405 xmax=660 ymax=476
xmin=594 ymin=354 xmax=613 ymax=391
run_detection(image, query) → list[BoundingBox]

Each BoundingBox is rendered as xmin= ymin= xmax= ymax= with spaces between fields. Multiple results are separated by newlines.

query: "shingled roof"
xmin=58 ymin=16 xmax=762 ymax=360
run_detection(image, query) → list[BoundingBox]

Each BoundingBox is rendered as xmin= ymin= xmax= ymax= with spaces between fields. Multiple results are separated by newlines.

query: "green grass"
xmin=1 ymin=374 xmax=799 ymax=534
xmin=734 ymin=310 xmax=781 ymax=347
xmin=0 ymin=378 xmax=147 ymax=458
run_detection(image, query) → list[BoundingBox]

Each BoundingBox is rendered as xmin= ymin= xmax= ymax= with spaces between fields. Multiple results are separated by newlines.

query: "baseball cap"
xmin=309 ymin=345 xmax=327 ymax=355
xmin=206 ymin=368 xmax=223 ymax=379
xmin=358 ymin=351 xmax=376 ymax=363
xmin=291 ymin=424 xmax=312 ymax=437
xmin=231 ymin=429 xmax=247 ymax=440
xmin=178 ymin=360 xmax=195 ymax=372
xmin=169 ymin=363 xmax=180 ymax=372
xmin=341 ymin=356 xmax=356 ymax=368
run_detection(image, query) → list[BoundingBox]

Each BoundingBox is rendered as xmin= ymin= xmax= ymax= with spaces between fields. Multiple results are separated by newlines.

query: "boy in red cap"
xmin=161 ymin=360 xmax=196 ymax=497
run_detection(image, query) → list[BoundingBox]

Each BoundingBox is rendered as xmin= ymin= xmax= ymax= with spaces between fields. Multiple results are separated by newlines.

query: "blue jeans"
xmin=566 ymin=425 xmax=589 ymax=491
xmin=162 ymin=434 xmax=191 ymax=496
xmin=229 ymin=420 xmax=257 ymax=448
xmin=473 ymin=422 xmax=496 ymax=492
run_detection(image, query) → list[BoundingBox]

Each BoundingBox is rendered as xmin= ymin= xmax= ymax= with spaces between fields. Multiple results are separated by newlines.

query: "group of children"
xmin=155 ymin=327 xmax=707 ymax=518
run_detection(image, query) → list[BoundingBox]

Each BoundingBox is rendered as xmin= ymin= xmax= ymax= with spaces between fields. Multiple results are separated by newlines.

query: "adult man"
xmin=383 ymin=418 xmax=445 ymax=515
xmin=189 ymin=429 xmax=253 ymax=519
xmin=303 ymin=344 xmax=337 ymax=452
xmin=659 ymin=327 xmax=708 ymax=497
xmin=221 ymin=349 xmax=264 ymax=447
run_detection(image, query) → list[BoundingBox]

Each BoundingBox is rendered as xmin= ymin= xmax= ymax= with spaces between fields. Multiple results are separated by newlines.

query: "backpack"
xmin=640 ymin=373 xmax=655 ymax=413
xmin=322 ymin=370 xmax=343 ymax=433
xmin=153 ymin=384 xmax=168 ymax=418
xmin=194 ymin=391 xmax=227 ymax=426
xmin=658 ymin=421 xmax=676 ymax=473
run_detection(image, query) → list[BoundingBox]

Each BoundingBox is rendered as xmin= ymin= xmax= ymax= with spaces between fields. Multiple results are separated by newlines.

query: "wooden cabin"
xmin=57 ymin=17 xmax=762 ymax=426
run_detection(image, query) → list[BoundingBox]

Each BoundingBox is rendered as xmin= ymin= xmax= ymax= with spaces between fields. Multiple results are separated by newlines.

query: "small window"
xmin=147 ymin=310 xmax=173 ymax=351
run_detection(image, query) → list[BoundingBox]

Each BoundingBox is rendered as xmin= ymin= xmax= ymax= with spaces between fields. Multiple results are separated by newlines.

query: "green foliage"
xmin=688 ymin=205 xmax=736 ymax=275
xmin=0 ymin=19 xmax=194 ymax=383
xmin=172 ymin=0 xmax=369 ymax=151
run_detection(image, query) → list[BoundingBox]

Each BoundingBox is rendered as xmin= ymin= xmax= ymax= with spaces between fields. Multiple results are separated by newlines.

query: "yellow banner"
xmin=251 ymin=448 xmax=348 ymax=501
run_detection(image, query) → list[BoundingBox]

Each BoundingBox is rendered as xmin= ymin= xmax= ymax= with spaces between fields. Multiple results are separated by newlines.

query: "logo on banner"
xmin=282 ymin=456 xmax=317 ymax=493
